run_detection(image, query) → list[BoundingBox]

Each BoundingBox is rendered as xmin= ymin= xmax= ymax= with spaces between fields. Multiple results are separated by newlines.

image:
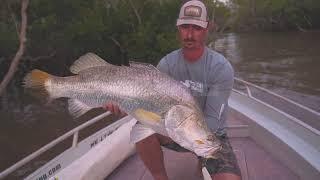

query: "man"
xmin=106 ymin=1 xmax=241 ymax=179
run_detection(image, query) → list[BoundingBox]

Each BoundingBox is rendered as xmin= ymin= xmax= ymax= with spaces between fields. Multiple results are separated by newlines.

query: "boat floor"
xmin=107 ymin=137 xmax=299 ymax=180
xmin=107 ymin=109 xmax=300 ymax=180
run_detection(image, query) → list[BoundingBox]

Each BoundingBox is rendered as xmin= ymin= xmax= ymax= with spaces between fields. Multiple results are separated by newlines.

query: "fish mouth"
xmin=206 ymin=140 xmax=222 ymax=157
xmin=193 ymin=143 xmax=221 ymax=158
xmin=193 ymin=138 xmax=222 ymax=158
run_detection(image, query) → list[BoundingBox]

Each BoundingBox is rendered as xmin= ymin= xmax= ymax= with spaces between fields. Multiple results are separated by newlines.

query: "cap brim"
xmin=176 ymin=19 xmax=208 ymax=28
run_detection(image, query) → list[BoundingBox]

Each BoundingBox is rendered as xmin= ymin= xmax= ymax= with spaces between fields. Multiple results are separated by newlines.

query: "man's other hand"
xmin=103 ymin=102 xmax=127 ymax=117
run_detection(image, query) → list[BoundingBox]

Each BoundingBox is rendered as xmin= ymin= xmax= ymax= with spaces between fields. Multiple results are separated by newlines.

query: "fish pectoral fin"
xmin=70 ymin=53 xmax=113 ymax=74
xmin=134 ymin=109 xmax=161 ymax=123
xmin=68 ymin=99 xmax=92 ymax=118
xmin=195 ymin=140 xmax=205 ymax=145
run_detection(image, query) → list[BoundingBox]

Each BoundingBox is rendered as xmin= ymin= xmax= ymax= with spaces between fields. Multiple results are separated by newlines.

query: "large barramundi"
xmin=23 ymin=53 xmax=221 ymax=158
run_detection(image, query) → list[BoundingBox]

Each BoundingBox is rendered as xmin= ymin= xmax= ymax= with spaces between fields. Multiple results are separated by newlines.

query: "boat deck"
xmin=107 ymin=109 xmax=300 ymax=180
xmin=107 ymin=138 xmax=299 ymax=180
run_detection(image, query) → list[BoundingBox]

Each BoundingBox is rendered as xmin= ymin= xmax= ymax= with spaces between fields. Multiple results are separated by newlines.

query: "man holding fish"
xmin=23 ymin=1 xmax=241 ymax=179
xmin=106 ymin=1 xmax=241 ymax=180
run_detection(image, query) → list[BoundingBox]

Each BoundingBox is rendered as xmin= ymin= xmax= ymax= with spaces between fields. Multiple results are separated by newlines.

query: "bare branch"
xmin=303 ymin=14 xmax=312 ymax=27
xmin=127 ymin=0 xmax=142 ymax=25
xmin=23 ymin=51 xmax=56 ymax=62
xmin=0 ymin=0 xmax=29 ymax=96
xmin=6 ymin=0 xmax=19 ymax=37
xmin=109 ymin=37 xmax=122 ymax=49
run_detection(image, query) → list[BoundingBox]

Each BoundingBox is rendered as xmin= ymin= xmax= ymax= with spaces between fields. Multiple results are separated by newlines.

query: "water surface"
xmin=213 ymin=32 xmax=320 ymax=111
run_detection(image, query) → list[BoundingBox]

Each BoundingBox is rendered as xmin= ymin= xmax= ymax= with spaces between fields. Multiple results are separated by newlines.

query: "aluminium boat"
xmin=0 ymin=76 xmax=319 ymax=180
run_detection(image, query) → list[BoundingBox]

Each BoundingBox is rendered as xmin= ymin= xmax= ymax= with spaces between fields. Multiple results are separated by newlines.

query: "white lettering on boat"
xmin=35 ymin=164 xmax=61 ymax=180
xmin=89 ymin=127 xmax=120 ymax=148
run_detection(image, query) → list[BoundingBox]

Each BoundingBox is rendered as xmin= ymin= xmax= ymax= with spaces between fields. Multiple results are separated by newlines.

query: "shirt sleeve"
xmin=156 ymin=56 xmax=170 ymax=74
xmin=204 ymin=61 xmax=234 ymax=131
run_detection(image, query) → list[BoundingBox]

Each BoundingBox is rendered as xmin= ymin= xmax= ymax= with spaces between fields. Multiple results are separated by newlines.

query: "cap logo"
xmin=184 ymin=5 xmax=202 ymax=18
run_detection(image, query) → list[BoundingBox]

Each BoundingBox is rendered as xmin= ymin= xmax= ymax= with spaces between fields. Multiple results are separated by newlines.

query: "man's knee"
xmin=156 ymin=134 xmax=174 ymax=145
xmin=211 ymin=172 xmax=241 ymax=180
xmin=136 ymin=134 xmax=160 ymax=149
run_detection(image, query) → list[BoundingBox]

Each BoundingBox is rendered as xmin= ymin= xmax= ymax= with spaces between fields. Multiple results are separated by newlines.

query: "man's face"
xmin=178 ymin=24 xmax=208 ymax=50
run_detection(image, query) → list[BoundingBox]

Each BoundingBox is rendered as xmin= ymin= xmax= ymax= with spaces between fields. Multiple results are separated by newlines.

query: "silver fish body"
xmin=24 ymin=53 xmax=221 ymax=158
xmin=51 ymin=66 xmax=190 ymax=116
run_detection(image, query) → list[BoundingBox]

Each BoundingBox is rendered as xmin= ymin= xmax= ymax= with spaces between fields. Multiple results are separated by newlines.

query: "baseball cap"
xmin=176 ymin=0 xmax=208 ymax=28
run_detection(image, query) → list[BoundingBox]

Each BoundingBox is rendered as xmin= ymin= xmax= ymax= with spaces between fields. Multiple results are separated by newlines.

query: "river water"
xmin=1 ymin=32 xmax=320 ymax=178
xmin=213 ymin=32 xmax=320 ymax=111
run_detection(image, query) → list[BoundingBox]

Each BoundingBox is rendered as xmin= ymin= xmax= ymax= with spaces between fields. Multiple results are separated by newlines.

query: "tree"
xmin=229 ymin=0 xmax=320 ymax=31
xmin=0 ymin=0 xmax=29 ymax=96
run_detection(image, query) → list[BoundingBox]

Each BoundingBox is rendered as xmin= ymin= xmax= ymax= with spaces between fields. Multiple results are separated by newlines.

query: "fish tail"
xmin=23 ymin=69 xmax=52 ymax=98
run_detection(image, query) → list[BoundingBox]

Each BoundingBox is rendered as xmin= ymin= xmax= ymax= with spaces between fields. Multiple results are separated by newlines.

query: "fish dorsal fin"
xmin=70 ymin=53 xmax=112 ymax=74
xmin=68 ymin=99 xmax=92 ymax=118
xmin=129 ymin=61 xmax=160 ymax=72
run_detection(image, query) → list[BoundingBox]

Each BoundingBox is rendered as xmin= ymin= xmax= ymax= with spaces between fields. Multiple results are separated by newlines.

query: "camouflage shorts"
xmin=162 ymin=132 xmax=241 ymax=176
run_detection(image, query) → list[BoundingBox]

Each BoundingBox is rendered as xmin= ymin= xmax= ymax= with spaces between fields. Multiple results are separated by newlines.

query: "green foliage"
xmin=230 ymin=0 xmax=320 ymax=31
xmin=1 ymin=0 xmax=237 ymax=68
xmin=0 ymin=0 xmax=20 ymax=55
xmin=1 ymin=0 xmax=183 ymax=69
xmin=3 ymin=0 xmax=319 ymax=71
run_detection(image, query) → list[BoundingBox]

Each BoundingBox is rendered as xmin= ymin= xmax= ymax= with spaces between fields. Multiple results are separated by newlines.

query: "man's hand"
xmin=103 ymin=102 xmax=127 ymax=117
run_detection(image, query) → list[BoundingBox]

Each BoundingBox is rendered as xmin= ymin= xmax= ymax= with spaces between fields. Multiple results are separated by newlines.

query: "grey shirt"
xmin=157 ymin=47 xmax=234 ymax=131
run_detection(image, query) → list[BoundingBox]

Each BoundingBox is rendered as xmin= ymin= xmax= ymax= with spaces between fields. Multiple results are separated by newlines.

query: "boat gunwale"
xmin=233 ymin=78 xmax=320 ymax=136
xmin=0 ymin=112 xmax=113 ymax=179
xmin=234 ymin=77 xmax=320 ymax=117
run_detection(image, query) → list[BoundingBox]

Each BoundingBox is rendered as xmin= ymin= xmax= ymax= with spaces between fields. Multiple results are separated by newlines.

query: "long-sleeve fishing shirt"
xmin=157 ymin=47 xmax=234 ymax=132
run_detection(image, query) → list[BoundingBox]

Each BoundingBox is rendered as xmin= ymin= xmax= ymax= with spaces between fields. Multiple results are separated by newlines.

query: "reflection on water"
xmin=211 ymin=33 xmax=242 ymax=64
xmin=214 ymin=32 xmax=320 ymax=112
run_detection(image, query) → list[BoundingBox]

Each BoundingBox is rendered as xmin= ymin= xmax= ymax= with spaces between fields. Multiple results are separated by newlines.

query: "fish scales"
xmin=23 ymin=53 xmax=221 ymax=158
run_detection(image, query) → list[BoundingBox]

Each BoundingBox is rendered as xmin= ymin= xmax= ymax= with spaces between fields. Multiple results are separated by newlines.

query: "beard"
xmin=183 ymin=39 xmax=200 ymax=49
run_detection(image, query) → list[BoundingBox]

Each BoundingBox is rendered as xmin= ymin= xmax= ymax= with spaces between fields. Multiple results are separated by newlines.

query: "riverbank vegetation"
xmin=230 ymin=0 xmax=320 ymax=32
xmin=1 ymin=0 xmax=182 ymax=98
xmin=0 ymin=0 xmax=320 ymax=96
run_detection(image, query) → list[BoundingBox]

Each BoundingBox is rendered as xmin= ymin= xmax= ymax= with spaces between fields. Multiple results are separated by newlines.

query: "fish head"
xmin=165 ymin=105 xmax=221 ymax=157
